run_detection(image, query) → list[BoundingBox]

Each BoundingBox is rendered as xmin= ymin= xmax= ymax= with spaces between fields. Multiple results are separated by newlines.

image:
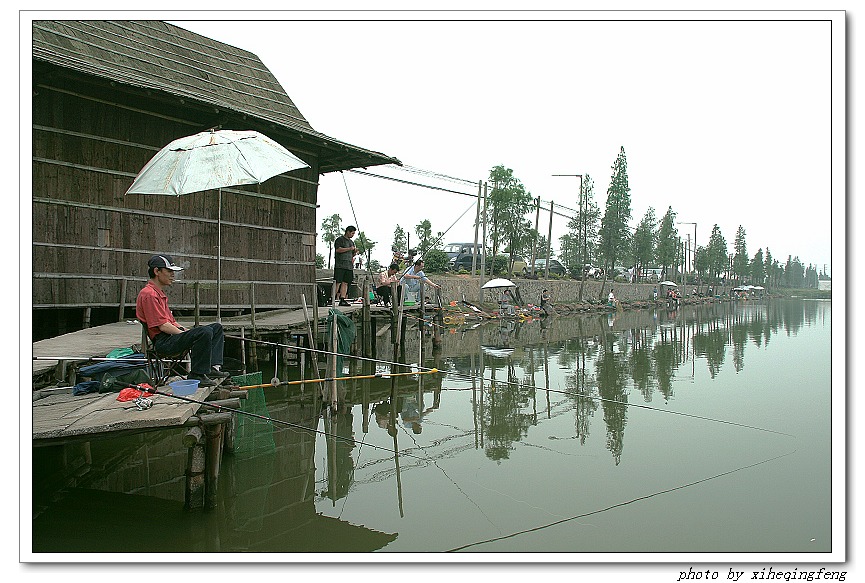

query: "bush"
xmin=423 ymin=249 xmax=450 ymax=273
xmin=315 ymin=253 xmax=325 ymax=269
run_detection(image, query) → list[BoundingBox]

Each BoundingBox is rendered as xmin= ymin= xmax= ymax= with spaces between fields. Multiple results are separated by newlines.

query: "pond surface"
xmin=31 ymin=298 xmax=834 ymax=558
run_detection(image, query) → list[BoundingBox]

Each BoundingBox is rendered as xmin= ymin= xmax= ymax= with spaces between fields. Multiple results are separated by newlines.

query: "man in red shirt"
xmin=136 ymin=255 xmax=231 ymax=387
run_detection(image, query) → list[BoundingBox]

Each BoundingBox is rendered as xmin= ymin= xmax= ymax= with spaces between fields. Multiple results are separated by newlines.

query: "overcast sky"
xmin=172 ymin=13 xmax=840 ymax=276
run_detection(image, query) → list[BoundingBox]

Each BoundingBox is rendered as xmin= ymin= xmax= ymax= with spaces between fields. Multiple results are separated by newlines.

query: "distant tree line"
xmin=320 ymin=148 xmax=828 ymax=289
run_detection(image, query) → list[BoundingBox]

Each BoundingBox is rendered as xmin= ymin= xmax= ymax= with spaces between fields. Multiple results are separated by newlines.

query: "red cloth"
xmin=136 ymin=281 xmax=178 ymax=340
xmin=116 ymin=385 xmax=155 ymax=401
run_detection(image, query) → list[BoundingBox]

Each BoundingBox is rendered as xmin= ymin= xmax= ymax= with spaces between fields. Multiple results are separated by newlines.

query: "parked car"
xmin=505 ymin=255 xmax=528 ymax=275
xmin=534 ymin=258 xmax=566 ymax=276
xmin=446 ymin=242 xmax=482 ymax=272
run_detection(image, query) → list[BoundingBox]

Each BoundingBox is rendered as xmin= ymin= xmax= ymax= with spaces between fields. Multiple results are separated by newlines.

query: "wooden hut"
xmin=31 ymin=20 xmax=399 ymax=340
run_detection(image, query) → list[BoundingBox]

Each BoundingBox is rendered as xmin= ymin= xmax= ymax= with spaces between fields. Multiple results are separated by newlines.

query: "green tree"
xmin=392 ymin=225 xmax=407 ymax=253
xmin=414 ymin=219 xmax=434 ymax=255
xmin=597 ymin=147 xmax=633 ymax=297
xmin=320 ymin=213 xmax=342 ymax=269
xmin=694 ymin=245 xmax=709 ymax=282
xmin=750 ymin=248 xmax=765 ymax=285
xmin=655 ymin=207 xmax=678 ymax=281
xmin=355 ymin=231 xmax=376 ymax=269
xmin=315 ymin=253 xmax=325 ymax=269
xmin=764 ymin=248 xmax=774 ymax=287
xmin=423 ymin=249 xmax=450 ymax=273
xmin=732 ymin=225 xmax=748 ymax=284
xmin=486 ymin=165 xmax=535 ymax=276
xmin=561 ymin=174 xmax=601 ymax=298
xmin=632 ymin=207 xmax=657 ymax=280
xmin=706 ymin=224 xmax=728 ymax=284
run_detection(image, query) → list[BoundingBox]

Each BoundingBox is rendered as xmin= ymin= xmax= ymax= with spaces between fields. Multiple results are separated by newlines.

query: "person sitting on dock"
xmin=400 ymin=259 xmax=440 ymax=302
xmin=607 ymin=288 xmax=618 ymax=308
xmin=136 ymin=255 xmax=232 ymax=388
xmin=376 ymin=263 xmax=401 ymax=307
xmin=500 ymin=288 xmax=516 ymax=316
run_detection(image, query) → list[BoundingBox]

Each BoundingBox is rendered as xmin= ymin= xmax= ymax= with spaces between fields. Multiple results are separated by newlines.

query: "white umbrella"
xmin=482 ymin=278 xmax=516 ymax=289
xmin=658 ymin=280 xmax=678 ymax=286
xmin=126 ymin=130 xmax=309 ymax=318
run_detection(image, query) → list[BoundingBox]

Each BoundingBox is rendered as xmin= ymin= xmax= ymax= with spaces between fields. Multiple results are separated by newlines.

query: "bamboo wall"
xmin=32 ymin=71 xmax=320 ymax=321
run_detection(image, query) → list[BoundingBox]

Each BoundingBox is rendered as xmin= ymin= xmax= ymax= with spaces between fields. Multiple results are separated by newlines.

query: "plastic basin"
xmin=169 ymin=379 xmax=200 ymax=396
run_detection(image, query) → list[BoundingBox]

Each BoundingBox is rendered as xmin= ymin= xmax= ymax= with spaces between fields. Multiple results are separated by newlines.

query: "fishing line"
xmin=445 ymin=448 xmax=798 ymax=552
xmin=223 ymin=334 xmax=793 ymax=437
xmin=397 ymin=418 xmax=501 ymax=532
xmin=115 ymin=381 xmax=429 ymax=462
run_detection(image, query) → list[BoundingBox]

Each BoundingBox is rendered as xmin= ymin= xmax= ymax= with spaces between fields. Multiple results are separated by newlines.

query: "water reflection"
xmin=31 ymin=298 xmax=830 ymax=553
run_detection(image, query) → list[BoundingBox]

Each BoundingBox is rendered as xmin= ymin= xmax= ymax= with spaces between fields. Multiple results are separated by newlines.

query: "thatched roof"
xmin=31 ymin=20 xmax=400 ymax=173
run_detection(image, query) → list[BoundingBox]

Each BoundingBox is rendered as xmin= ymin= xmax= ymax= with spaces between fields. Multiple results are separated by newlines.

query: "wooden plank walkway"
xmin=32 ymin=385 xmax=214 ymax=444
xmin=31 ymin=304 xmax=376 ymax=377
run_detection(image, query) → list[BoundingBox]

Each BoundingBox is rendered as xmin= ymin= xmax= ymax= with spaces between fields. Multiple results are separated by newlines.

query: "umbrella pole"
xmin=217 ymin=187 xmax=222 ymax=322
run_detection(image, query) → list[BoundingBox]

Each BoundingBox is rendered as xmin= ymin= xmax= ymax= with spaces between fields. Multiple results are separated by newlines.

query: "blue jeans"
xmin=153 ymin=323 xmax=224 ymax=375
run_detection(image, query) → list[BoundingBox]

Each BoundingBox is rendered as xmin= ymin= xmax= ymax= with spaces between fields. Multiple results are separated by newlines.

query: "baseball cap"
xmin=148 ymin=255 xmax=183 ymax=271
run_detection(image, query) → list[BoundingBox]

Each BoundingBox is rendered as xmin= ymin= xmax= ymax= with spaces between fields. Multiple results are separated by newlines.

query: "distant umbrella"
xmin=482 ymin=278 xmax=516 ymax=289
xmin=658 ymin=280 xmax=678 ymax=287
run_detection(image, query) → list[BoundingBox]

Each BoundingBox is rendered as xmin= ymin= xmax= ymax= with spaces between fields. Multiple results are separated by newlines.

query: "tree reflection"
xmin=596 ymin=326 xmax=628 ymax=465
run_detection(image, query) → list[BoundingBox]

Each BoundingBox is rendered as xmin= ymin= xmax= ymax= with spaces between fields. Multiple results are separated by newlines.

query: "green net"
xmin=326 ymin=308 xmax=356 ymax=373
xmin=231 ymin=371 xmax=263 ymax=387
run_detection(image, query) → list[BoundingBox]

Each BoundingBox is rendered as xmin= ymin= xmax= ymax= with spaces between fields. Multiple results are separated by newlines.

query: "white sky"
xmin=171 ymin=13 xmax=840 ymax=276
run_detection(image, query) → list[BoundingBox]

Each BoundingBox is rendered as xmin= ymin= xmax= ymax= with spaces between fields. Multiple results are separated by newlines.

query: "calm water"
xmin=31 ymin=298 xmax=833 ymax=555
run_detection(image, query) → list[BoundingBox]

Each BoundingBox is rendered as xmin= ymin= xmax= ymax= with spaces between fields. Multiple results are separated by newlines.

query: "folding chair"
xmin=140 ymin=321 xmax=190 ymax=387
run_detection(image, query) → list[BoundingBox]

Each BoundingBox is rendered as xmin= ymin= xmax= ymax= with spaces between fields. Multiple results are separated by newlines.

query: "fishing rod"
xmin=33 ymin=356 xmax=148 ymax=362
xmin=224 ymin=334 xmax=794 ymax=437
xmin=113 ymin=380 xmax=429 ymax=462
xmin=237 ymin=368 xmax=440 ymax=390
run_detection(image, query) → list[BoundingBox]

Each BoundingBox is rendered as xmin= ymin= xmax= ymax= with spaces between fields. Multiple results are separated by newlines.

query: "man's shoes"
xmin=338 ymin=299 xmax=351 ymax=307
xmin=209 ymin=367 xmax=232 ymax=378
xmin=188 ymin=373 xmax=218 ymax=387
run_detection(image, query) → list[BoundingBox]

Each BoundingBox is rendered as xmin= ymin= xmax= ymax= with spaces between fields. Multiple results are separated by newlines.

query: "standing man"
xmin=540 ymin=289 xmax=552 ymax=316
xmin=136 ymin=255 xmax=231 ymax=387
xmin=333 ymin=225 xmax=358 ymax=307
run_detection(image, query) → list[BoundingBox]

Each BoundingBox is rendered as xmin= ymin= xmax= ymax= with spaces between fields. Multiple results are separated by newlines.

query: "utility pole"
xmin=530 ymin=196 xmax=540 ymax=277
xmin=546 ymin=200 xmax=554 ymax=279
xmin=552 ymin=174 xmax=584 ymax=296
xmin=478 ymin=182 xmax=488 ymax=302
xmin=472 ymin=180 xmax=481 ymax=275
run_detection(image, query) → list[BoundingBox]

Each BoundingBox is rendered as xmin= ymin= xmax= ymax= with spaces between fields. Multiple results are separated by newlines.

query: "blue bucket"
xmin=169 ymin=379 xmax=200 ymax=396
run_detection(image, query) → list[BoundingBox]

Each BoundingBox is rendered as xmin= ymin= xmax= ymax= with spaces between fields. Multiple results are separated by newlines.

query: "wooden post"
xmin=419 ymin=280 xmax=426 ymax=324
xmin=362 ymin=278 xmax=372 ymax=356
xmin=312 ymin=284 xmax=320 ymax=348
xmin=249 ymin=281 xmax=257 ymax=335
xmin=83 ymin=307 xmax=91 ymax=329
xmin=299 ymin=352 xmax=306 ymax=395
xmin=330 ymin=312 xmax=339 ymax=409
xmin=185 ymin=425 xmax=206 ymax=510
xmin=202 ymin=416 xmax=228 ymax=510
xmin=433 ymin=287 xmax=443 ymax=348
xmin=194 ymin=281 xmax=201 ymax=327
xmin=118 ymin=278 xmax=127 ymax=322
xmin=239 ymin=326 xmax=247 ymax=375
xmin=301 ymin=294 xmax=321 ymax=379
xmin=390 ymin=281 xmax=398 ymax=344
